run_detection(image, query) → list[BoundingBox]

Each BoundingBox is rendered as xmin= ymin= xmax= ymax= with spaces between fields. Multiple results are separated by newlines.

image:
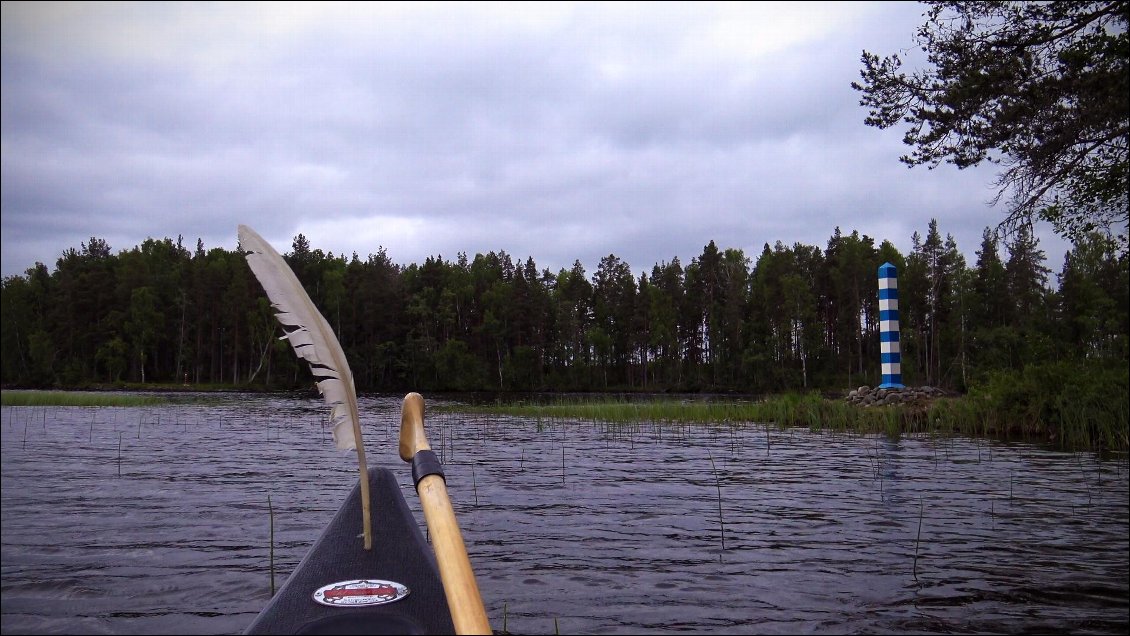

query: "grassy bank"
xmin=0 ymin=390 xmax=169 ymax=407
xmin=446 ymin=363 xmax=1129 ymax=453
xmin=448 ymin=393 xmax=934 ymax=436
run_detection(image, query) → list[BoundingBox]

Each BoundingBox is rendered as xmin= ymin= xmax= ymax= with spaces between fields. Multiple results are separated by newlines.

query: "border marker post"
xmin=878 ymin=262 xmax=905 ymax=389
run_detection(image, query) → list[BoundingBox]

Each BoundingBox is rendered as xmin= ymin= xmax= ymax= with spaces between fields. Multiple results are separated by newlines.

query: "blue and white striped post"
xmin=877 ymin=262 xmax=904 ymax=389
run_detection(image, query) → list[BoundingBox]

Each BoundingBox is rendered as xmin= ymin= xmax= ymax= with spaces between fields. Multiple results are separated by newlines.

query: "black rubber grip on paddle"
xmin=411 ymin=450 xmax=446 ymax=488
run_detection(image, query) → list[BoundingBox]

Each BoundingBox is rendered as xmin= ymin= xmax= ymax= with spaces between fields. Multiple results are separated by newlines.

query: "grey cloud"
xmin=1 ymin=2 xmax=1070 ymax=280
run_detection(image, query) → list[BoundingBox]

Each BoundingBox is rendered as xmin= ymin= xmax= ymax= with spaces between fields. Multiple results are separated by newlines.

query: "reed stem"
xmin=708 ymin=452 xmax=725 ymax=551
xmin=268 ymin=494 xmax=276 ymax=596
xmin=472 ymin=463 xmax=479 ymax=506
xmin=913 ymin=495 xmax=923 ymax=582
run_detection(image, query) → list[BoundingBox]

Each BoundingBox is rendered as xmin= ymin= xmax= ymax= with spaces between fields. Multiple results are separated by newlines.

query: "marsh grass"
xmin=1 ymin=390 xmax=167 ymax=407
xmin=450 ymin=394 xmax=914 ymax=438
xmin=445 ymin=387 xmax=1128 ymax=452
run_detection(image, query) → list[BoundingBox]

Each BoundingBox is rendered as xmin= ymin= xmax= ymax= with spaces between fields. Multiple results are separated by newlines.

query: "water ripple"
xmin=2 ymin=395 xmax=1127 ymax=634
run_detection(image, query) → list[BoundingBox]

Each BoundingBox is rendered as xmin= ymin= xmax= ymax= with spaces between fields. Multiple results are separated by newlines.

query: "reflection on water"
xmin=2 ymin=393 xmax=1127 ymax=634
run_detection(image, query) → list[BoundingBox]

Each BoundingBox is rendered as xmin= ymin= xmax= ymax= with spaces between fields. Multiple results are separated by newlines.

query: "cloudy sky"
xmin=1 ymin=1 xmax=1071 ymax=280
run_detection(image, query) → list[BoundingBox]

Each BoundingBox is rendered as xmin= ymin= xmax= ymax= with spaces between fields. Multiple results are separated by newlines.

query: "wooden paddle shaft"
xmin=400 ymin=392 xmax=430 ymax=460
xmin=400 ymin=393 xmax=491 ymax=635
xmin=417 ymin=474 xmax=491 ymax=635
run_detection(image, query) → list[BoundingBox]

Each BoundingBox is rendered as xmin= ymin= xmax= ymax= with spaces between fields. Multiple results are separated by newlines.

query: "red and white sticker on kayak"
xmin=312 ymin=579 xmax=410 ymax=607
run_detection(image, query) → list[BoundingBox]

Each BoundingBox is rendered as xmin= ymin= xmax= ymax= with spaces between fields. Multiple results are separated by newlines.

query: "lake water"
xmin=2 ymin=393 xmax=1127 ymax=634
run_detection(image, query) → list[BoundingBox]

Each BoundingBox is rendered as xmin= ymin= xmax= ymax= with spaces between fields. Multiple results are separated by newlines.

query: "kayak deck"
xmin=245 ymin=468 xmax=455 ymax=635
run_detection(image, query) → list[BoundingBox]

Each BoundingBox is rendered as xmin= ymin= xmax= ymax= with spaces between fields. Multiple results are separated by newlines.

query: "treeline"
xmin=1 ymin=221 xmax=1126 ymax=394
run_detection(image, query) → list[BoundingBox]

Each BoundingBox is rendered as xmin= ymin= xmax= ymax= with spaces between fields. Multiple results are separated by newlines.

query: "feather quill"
xmin=238 ymin=224 xmax=372 ymax=549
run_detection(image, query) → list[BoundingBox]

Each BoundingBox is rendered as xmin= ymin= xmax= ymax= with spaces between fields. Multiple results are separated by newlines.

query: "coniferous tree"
xmin=854 ymin=1 xmax=1129 ymax=250
xmin=553 ymin=260 xmax=592 ymax=388
xmin=1057 ymin=232 xmax=1129 ymax=360
xmin=592 ymin=254 xmax=636 ymax=387
xmin=648 ymin=258 xmax=684 ymax=387
xmin=2 ymin=222 xmax=1124 ymax=395
xmin=825 ymin=228 xmax=879 ymax=386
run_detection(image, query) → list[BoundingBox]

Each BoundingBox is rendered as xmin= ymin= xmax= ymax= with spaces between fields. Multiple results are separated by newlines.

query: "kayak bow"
xmin=244 ymin=467 xmax=454 ymax=634
xmin=245 ymin=394 xmax=490 ymax=635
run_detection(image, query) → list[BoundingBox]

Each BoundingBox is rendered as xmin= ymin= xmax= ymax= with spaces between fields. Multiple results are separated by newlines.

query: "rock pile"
xmin=844 ymin=385 xmax=950 ymax=407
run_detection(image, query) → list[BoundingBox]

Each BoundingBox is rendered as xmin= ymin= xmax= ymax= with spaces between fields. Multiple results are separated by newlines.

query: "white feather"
xmin=237 ymin=225 xmax=361 ymax=451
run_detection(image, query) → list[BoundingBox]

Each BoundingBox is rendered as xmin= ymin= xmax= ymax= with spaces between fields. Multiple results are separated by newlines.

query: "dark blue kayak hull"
xmin=245 ymin=468 xmax=455 ymax=635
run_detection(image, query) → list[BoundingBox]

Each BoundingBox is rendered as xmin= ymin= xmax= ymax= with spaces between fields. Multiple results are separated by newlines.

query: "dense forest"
xmin=1 ymin=221 xmax=1126 ymax=395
